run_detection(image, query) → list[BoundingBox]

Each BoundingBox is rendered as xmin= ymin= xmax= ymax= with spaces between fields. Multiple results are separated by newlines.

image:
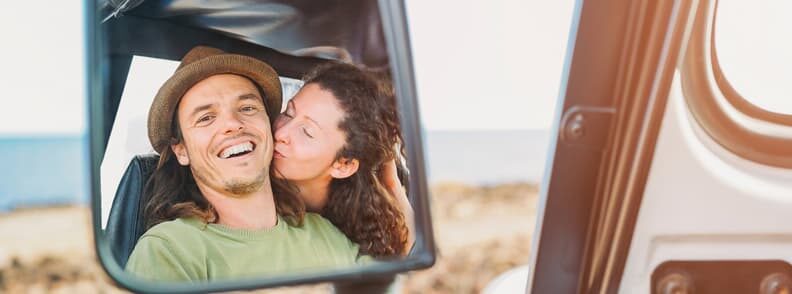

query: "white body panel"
xmin=618 ymin=73 xmax=792 ymax=293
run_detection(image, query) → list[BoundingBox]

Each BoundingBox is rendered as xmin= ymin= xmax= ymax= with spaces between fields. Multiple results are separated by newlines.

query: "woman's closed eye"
xmin=302 ymin=127 xmax=314 ymax=138
xmin=279 ymin=104 xmax=313 ymax=138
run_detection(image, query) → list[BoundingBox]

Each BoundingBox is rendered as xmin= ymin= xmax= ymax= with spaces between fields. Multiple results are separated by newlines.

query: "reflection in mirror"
xmin=91 ymin=0 xmax=433 ymax=291
xmin=99 ymin=50 xmax=418 ymax=283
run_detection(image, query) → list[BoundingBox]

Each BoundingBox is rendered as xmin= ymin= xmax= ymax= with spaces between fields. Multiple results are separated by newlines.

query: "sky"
xmin=405 ymin=0 xmax=575 ymax=130
xmin=714 ymin=1 xmax=792 ymax=112
xmin=0 ymin=2 xmax=86 ymax=136
xmin=0 ymin=1 xmax=576 ymax=136
xmin=3 ymin=1 xmax=788 ymax=135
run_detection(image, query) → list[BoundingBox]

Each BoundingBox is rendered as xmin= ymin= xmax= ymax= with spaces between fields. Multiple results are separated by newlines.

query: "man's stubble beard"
xmin=186 ymin=130 xmax=272 ymax=198
xmin=224 ymin=170 xmax=267 ymax=195
xmin=191 ymin=164 xmax=269 ymax=198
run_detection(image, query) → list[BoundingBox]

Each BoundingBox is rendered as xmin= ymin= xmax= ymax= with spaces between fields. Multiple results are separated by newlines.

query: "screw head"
xmin=656 ymin=272 xmax=693 ymax=294
xmin=566 ymin=113 xmax=585 ymax=139
xmin=760 ymin=273 xmax=792 ymax=294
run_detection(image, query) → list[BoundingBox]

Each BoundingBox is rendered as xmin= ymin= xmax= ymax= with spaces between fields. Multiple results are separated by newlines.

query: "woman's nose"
xmin=273 ymin=119 xmax=289 ymax=144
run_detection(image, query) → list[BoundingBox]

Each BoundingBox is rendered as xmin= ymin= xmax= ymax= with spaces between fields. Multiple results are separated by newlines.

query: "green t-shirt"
xmin=125 ymin=213 xmax=372 ymax=282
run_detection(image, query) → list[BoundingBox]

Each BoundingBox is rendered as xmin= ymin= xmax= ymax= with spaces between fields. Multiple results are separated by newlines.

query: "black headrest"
xmin=105 ymin=154 xmax=159 ymax=268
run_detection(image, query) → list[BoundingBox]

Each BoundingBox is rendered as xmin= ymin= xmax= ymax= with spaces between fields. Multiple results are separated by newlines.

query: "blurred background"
xmin=0 ymin=0 xmax=575 ymax=293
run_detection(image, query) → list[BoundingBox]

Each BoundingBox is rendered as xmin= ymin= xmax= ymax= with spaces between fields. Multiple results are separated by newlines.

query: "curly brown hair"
xmin=369 ymin=69 xmax=410 ymax=191
xmin=143 ymin=79 xmax=305 ymax=230
xmin=284 ymin=63 xmax=410 ymax=257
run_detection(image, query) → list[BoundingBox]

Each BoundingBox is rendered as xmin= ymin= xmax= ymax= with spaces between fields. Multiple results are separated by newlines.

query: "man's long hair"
xmin=278 ymin=63 xmax=409 ymax=257
xmin=143 ymin=109 xmax=305 ymax=230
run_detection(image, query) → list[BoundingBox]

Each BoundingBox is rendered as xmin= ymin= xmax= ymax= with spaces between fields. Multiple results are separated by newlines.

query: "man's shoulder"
xmin=295 ymin=213 xmax=357 ymax=249
xmin=301 ymin=212 xmax=336 ymax=227
xmin=133 ymin=218 xmax=210 ymax=260
xmin=141 ymin=217 xmax=207 ymax=242
xmin=299 ymin=213 xmax=345 ymax=235
xmin=127 ymin=218 xmax=208 ymax=280
xmin=294 ymin=213 xmax=370 ymax=266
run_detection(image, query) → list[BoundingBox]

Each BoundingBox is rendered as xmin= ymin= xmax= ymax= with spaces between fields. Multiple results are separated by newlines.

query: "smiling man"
xmin=125 ymin=46 xmax=369 ymax=282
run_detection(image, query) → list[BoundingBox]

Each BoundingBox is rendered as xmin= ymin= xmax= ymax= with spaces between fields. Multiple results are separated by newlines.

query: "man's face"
xmin=171 ymin=74 xmax=273 ymax=196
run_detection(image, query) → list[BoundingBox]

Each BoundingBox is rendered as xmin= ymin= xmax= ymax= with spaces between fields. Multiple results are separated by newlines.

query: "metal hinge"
xmin=559 ymin=106 xmax=616 ymax=149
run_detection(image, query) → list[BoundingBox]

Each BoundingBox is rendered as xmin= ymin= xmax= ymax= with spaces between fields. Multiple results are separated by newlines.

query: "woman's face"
xmin=272 ymin=83 xmax=348 ymax=208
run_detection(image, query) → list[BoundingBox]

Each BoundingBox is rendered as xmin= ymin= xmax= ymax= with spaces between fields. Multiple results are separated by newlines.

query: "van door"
xmin=527 ymin=0 xmax=792 ymax=292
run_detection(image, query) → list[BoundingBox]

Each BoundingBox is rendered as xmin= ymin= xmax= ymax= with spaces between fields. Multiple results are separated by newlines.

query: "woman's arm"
xmin=380 ymin=159 xmax=415 ymax=255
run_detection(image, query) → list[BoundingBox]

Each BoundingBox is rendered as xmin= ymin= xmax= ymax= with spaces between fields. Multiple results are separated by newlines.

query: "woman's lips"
xmin=273 ymin=150 xmax=286 ymax=159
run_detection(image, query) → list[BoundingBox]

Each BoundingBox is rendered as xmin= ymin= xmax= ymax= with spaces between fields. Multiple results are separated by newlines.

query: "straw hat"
xmin=147 ymin=46 xmax=282 ymax=152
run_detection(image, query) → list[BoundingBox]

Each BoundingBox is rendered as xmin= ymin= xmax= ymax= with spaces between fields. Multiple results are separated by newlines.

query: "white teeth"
xmin=220 ymin=142 xmax=253 ymax=159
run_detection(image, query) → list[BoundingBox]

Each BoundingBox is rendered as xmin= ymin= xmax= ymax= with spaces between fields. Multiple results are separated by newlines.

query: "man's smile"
xmin=218 ymin=141 xmax=255 ymax=159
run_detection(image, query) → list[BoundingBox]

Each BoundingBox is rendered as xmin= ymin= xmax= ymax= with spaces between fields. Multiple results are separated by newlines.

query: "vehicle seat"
xmin=105 ymin=154 xmax=159 ymax=269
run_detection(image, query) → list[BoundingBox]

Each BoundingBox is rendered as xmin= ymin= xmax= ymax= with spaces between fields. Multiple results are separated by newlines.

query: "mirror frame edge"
xmin=87 ymin=0 xmax=437 ymax=292
xmin=378 ymin=0 xmax=438 ymax=269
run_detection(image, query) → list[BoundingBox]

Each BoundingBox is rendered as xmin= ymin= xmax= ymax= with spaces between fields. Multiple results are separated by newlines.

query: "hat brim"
xmin=148 ymin=54 xmax=282 ymax=152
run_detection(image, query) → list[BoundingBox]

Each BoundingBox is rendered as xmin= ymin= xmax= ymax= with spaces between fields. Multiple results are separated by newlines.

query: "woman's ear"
xmin=171 ymin=143 xmax=190 ymax=166
xmin=330 ymin=157 xmax=359 ymax=179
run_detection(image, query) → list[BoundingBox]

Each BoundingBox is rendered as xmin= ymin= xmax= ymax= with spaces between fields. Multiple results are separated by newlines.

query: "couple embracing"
xmin=125 ymin=46 xmax=414 ymax=281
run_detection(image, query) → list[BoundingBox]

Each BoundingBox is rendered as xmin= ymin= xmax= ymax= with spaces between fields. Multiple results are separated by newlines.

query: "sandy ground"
xmin=402 ymin=183 xmax=537 ymax=293
xmin=0 ymin=182 xmax=538 ymax=293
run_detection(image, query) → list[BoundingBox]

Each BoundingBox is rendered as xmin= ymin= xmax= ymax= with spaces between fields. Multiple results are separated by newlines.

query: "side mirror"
xmin=86 ymin=0 xmax=435 ymax=292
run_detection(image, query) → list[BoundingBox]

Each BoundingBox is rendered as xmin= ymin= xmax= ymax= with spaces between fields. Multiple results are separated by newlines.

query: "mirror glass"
xmin=89 ymin=0 xmax=433 ymax=291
